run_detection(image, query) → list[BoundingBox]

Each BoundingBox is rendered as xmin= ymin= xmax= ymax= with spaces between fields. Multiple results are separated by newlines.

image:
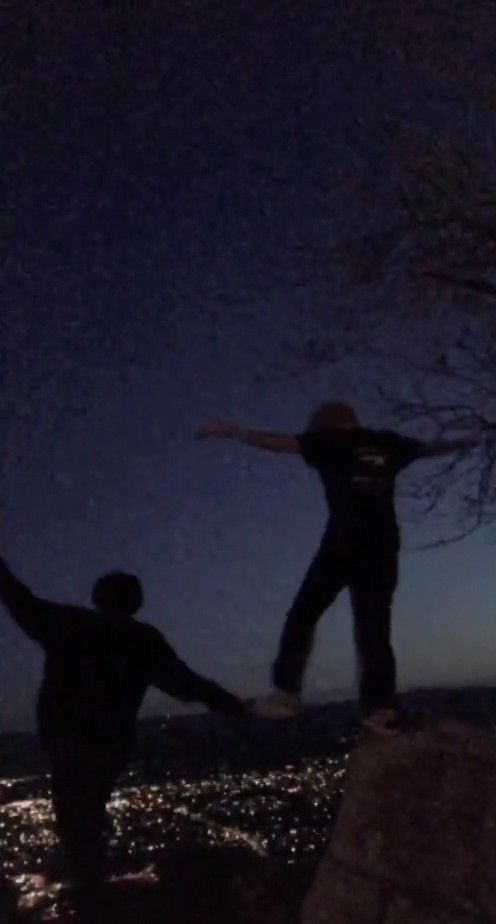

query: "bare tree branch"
xmin=420 ymin=271 xmax=496 ymax=300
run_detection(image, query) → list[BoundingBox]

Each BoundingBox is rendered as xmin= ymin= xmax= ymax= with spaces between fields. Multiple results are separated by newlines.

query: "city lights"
xmin=0 ymin=753 xmax=349 ymax=890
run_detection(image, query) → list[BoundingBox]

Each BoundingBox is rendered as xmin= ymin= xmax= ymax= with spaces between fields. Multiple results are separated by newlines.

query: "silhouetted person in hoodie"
xmin=0 ymin=558 xmax=244 ymax=887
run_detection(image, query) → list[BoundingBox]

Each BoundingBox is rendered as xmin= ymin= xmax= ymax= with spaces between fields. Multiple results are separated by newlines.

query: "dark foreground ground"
xmin=1 ymin=847 xmax=317 ymax=924
xmin=0 ymin=687 xmax=494 ymax=923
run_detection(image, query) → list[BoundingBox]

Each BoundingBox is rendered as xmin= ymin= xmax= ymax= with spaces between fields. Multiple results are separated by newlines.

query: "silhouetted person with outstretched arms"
xmin=198 ymin=402 xmax=487 ymax=734
xmin=0 ymin=560 xmax=244 ymax=887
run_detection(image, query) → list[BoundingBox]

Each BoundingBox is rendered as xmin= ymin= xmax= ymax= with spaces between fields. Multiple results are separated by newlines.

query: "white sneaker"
xmin=252 ymin=690 xmax=301 ymax=719
xmin=362 ymin=708 xmax=401 ymax=736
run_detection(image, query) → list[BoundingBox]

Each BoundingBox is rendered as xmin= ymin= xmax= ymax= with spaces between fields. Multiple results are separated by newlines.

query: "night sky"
xmin=2 ymin=1 xmax=495 ymax=730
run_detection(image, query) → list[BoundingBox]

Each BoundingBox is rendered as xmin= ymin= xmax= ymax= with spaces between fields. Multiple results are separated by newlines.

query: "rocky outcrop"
xmin=302 ymin=722 xmax=496 ymax=924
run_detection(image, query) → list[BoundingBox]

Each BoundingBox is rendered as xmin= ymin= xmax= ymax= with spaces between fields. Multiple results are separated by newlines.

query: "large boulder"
xmin=302 ymin=722 xmax=496 ymax=924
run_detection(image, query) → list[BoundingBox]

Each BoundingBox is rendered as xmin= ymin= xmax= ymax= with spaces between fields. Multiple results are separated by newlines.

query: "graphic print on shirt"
xmin=352 ymin=445 xmax=395 ymax=495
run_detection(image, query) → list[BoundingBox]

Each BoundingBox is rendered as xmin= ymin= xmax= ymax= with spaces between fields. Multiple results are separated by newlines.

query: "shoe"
xmin=252 ymin=690 xmax=301 ymax=719
xmin=362 ymin=708 xmax=401 ymax=736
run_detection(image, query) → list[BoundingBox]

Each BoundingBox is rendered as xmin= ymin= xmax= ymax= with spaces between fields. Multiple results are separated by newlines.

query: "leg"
xmin=273 ymin=542 xmax=351 ymax=694
xmin=50 ymin=742 xmax=123 ymax=887
xmin=350 ymin=548 xmax=398 ymax=713
xmin=51 ymin=774 xmax=108 ymax=885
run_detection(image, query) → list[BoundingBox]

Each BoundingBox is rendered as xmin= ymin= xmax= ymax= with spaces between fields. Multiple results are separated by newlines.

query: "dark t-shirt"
xmin=298 ymin=427 xmax=426 ymax=542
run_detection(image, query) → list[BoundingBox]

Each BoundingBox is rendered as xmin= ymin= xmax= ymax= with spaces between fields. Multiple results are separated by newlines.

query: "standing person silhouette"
xmin=0 ymin=559 xmax=244 ymax=887
xmin=198 ymin=402 xmax=483 ymax=733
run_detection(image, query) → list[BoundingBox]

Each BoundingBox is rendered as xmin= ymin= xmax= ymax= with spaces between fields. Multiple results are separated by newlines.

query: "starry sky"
xmin=2 ymin=1 xmax=495 ymax=730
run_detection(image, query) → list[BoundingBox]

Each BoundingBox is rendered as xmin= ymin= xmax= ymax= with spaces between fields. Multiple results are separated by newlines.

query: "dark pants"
xmin=273 ymin=537 xmax=398 ymax=712
xmin=48 ymin=738 xmax=127 ymax=885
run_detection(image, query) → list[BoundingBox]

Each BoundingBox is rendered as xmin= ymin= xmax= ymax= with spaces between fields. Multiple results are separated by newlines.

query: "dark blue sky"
xmin=2 ymin=1 xmax=495 ymax=729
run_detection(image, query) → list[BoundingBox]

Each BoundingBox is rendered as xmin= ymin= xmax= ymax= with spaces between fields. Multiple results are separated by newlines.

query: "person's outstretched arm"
xmin=415 ymin=414 xmax=496 ymax=458
xmin=197 ymin=421 xmax=300 ymax=454
xmin=0 ymin=558 xmax=55 ymax=645
xmin=148 ymin=629 xmax=245 ymax=716
xmin=422 ymin=437 xmax=478 ymax=457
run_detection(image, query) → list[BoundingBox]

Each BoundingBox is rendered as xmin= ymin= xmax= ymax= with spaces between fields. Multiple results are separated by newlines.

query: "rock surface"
xmin=302 ymin=721 xmax=496 ymax=924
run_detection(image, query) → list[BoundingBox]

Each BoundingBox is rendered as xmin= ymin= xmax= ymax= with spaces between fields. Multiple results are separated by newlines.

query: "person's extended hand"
xmin=219 ymin=692 xmax=248 ymax=718
xmin=196 ymin=421 xmax=240 ymax=440
xmin=480 ymin=417 xmax=496 ymax=433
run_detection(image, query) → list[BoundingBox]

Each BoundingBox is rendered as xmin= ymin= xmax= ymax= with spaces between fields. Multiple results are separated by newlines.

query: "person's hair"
xmin=91 ymin=572 xmax=143 ymax=617
xmin=306 ymin=402 xmax=359 ymax=431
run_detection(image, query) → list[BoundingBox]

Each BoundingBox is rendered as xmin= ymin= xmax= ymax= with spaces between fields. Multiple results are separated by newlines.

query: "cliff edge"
xmin=302 ymin=721 xmax=496 ymax=924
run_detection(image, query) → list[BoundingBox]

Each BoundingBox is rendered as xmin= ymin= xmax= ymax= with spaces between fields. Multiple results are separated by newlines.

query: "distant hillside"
xmin=1 ymin=687 xmax=495 ymax=783
xmin=134 ymin=685 xmax=496 ymax=779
